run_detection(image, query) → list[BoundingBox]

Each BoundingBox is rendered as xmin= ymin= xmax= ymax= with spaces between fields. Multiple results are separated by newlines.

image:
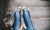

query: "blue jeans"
xmin=14 ymin=11 xmax=21 ymax=30
xmin=14 ymin=10 xmax=35 ymax=30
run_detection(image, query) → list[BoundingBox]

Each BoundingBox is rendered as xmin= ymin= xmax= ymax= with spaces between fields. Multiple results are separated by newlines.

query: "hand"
xmin=19 ymin=22 xmax=27 ymax=30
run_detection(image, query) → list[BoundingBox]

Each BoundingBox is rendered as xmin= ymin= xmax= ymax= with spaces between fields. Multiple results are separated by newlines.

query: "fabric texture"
xmin=25 ymin=28 xmax=30 ymax=30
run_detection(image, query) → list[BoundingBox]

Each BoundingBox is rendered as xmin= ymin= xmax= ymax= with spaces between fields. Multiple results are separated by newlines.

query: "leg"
xmin=14 ymin=8 xmax=21 ymax=30
xmin=23 ymin=8 xmax=35 ymax=30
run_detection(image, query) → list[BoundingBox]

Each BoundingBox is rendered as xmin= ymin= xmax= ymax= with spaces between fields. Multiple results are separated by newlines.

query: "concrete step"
xmin=21 ymin=18 xmax=50 ymax=30
xmin=8 ymin=0 xmax=50 ymax=7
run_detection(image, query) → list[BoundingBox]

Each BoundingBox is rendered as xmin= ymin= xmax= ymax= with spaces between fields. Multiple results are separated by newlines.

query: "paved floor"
xmin=4 ymin=0 xmax=50 ymax=30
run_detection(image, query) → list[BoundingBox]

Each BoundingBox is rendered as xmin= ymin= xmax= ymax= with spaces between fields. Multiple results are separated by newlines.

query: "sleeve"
xmin=25 ymin=27 xmax=30 ymax=30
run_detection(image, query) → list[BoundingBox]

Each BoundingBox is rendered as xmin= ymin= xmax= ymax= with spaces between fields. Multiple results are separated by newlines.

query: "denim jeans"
xmin=14 ymin=11 xmax=21 ymax=30
xmin=14 ymin=10 xmax=35 ymax=30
